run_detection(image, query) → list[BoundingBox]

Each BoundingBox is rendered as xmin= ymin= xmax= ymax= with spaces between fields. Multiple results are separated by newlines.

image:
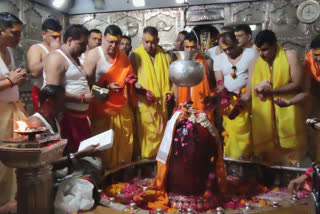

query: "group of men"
xmin=1 ymin=9 xmax=320 ymax=212
xmin=203 ymin=24 xmax=309 ymax=165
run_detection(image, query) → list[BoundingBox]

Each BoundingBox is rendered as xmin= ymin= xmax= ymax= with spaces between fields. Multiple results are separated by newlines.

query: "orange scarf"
xmin=90 ymin=49 xmax=137 ymax=116
xmin=305 ymin=50 xmax=320 ymax=82
xmin=178 ymin=53 xmax=210 ymax=110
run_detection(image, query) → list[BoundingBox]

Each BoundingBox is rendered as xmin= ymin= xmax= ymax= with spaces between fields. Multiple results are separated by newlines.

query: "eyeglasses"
xmin=231 ymin=66 xmax=237 ymax=79
xmin=232 ymin=66 xmax=237 ymax=72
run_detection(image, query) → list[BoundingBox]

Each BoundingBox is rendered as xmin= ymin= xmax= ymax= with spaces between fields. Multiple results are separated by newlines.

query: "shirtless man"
xmin=27 ymin=18 xmax=62 ymax=112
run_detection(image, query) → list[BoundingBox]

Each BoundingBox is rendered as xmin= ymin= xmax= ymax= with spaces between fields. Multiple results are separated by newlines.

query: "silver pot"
xmin=169 ymin=51 xmax=205 ymax=87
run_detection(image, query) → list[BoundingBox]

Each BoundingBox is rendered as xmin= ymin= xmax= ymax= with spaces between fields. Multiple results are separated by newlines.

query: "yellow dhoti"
xmin=223 ymin=104 xmax=251 ymax=159
xmin=134 ymin=45 xmax=172 ymax=159
xmin=0 ymin=101 xmax=26 ymax=205
xmin=89 ymin=49 xmax=136 ymax=169
xmin=91 ymin=102 xmax=134 ymax=169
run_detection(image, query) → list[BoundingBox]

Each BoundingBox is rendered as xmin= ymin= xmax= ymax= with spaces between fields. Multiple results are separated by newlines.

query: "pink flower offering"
xmin=208 ymin=173 xmax=216 ymax=180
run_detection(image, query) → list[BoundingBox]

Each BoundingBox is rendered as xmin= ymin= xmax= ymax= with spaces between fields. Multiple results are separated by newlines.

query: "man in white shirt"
xmin=27 ymin=18 xmax=62 ymax=112
xmin=214 ymin=32 xmax=257 ymax=160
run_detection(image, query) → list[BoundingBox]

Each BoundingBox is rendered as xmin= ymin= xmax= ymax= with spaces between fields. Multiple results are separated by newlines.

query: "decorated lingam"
xmin=0 ymin=120 xmax=67 ymax=214
xmin=98 ymin=51 xmax=311 ymax=213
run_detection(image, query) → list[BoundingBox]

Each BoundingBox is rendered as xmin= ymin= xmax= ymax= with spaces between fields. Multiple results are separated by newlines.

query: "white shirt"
xmin=214 ymin=48 xmax=257 ymax=93
xmin=206 ymin=46 xmax=220 ymax=61
xmin=0 ymin=47 xmax=19 ymax=102
xmin=96 ymin=46 xmax=112 ymax=82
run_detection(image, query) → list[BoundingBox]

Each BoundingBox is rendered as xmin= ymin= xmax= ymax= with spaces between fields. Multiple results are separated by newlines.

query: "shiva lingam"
xmin=0 ymin=120 xmax=67 ymax=214
xmin=169 ymin=51 xmax=205 ymax=87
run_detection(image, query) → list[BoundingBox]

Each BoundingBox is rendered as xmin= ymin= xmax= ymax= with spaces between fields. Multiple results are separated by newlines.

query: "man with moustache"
xmin=44 ymin=24 xmax=95 ymax=154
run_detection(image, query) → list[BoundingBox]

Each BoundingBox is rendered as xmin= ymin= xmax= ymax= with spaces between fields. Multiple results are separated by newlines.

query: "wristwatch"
xmin=67 ymin=153 xmax=77 ymax=165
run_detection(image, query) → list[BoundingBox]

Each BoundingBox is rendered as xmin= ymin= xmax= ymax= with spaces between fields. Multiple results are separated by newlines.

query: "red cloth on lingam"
xmin=167 ymin=122 xmax=218 ymax=196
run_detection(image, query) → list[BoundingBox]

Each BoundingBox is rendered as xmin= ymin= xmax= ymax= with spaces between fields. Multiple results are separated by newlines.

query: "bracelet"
xmin=217 ymin=80 xmax=224 ymax=85
xmin=5 ymin=77 xmax=13 ymax=87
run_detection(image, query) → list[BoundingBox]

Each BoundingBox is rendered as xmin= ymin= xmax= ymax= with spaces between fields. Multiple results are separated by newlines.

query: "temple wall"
xmin=0 ymin=0 xmax=66 ymax=115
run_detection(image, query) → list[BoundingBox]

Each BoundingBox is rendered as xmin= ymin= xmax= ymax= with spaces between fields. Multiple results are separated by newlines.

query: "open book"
xmin=78 ymin=129 xmax=114 ymax=152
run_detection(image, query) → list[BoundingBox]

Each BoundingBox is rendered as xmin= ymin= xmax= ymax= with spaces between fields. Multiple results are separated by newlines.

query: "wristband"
xmin=5 ymin=77 xmax=13 ymax=87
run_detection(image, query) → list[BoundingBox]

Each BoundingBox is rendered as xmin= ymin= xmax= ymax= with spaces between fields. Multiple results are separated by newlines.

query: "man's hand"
xmin=84 ymin=92 xmax=95 ymax=104
xmin=274 ymin=97 xmax=292 ymax=107
xmin=146 ymin=90 xmax=156 ymax=102
xmin=107 ymin=82 xmax=124 ymax=92
xmin=125 ymin=73 xmax=138 ymax=85
xmin=77 ymin=143 xmax=101 ymax=159
xmin=288 ymin=174 xmax=308 ymax=194
xmin=0 ymin=200 xmax=17 ymax=214
xmin=165 ymin=93 xmax=174 ymax=105
xmin=135 ymin=83 xmax=156 ymax=103
xmin=8 ymin=67 xmax=27 ymax=85
xmin=254 ymin=80 xmax=272 ymax=100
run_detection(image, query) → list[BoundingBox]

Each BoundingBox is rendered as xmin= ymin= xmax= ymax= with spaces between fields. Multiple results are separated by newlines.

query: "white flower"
xmin=200 ymin=121 xmax=210 ymax=128
xmin=189 ymin=107 xmax=196 ymax=114
xmin=188 ymin=114 xmax=197 ymax=123
xmin=196 ymin=112 xmax=207 ymax=123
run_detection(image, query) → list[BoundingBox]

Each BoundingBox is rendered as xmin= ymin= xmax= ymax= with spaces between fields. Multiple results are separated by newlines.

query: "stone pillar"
xmin=16 ymin=164 xmax=53 ymax=214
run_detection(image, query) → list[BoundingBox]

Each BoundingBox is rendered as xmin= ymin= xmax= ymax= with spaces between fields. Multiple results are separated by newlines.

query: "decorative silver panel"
xmin=68 ymin=8 xmax=184 ymax=51
xmin=0 ymin=0 xmax=19 ymax=15
xmin=186 ymin=5 xmax=224 ymax=25
xmin=230 ymin=2 xmax=266 ymax=23
xmin=144 ymin=8 xmax=184 ymax=50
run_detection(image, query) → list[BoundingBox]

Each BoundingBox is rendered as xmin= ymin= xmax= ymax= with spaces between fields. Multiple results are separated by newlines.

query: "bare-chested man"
xmin=27 ymin=18 xmax=62 ymax=112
